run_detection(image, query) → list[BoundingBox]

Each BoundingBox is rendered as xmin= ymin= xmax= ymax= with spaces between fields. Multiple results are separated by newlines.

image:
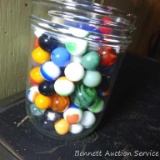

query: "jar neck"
xmin=31 ymin=0 xmax=136 ymax=48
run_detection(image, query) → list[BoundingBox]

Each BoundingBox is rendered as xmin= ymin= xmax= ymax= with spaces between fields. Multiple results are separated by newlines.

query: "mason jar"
xmin=26 ymin=0 xmax=136 ymax=140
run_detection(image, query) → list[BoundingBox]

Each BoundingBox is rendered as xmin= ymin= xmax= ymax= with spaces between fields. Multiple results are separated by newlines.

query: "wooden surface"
xmin=128 ymin=0 xmax=160 ymax=56
xmin=0 ymin=0 xmax=160 ymax=100
xmin=0 ymin=0 xmax=31 ymax=100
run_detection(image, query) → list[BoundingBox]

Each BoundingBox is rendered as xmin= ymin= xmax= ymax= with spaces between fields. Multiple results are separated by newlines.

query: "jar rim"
xmin=31 ymin=15 xmax=132 ymax=50
xmin=32 ymin=0 xmax=136 ymax=28
xmin=31 ymin=14 xmax=133 ymax=43
xmin=31 ymin=0 xmax=135 ymax=46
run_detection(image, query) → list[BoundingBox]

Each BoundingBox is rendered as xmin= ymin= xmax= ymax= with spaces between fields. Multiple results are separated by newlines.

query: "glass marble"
xmin=64 ymin=62 xmax=85 ymax=82
xmin=41 ymin=119 xmax=54 ymax=131
xmin=27 ymin=86 xmax=39 ymax=102
xmin=44 ymin=109 xmax=62 ymax=121
xmin=34 ymin=38 xmax=39 ymax=48
xmin=70 ymin=123 xmax=83 ymax=134
xmin=32 ymin=47 xmax=50 ymax=64
xmin=74 ymin=83 xmax=98 ymax=109
xmin=97 ymin=47 xmax=117 ymax=66
xmin=54 ymin=118 xmax=70 ymax=135
xmin=88 ymin=97 xmax=104 ymax=113
xmin=81 ymin=51 xmax=100 ymax=70
xmin=54 ymin=76 xmax=75 ymax=96
xmin=83 ymin=70 xmax=102 ymax=87
xmin=80 ymin=111 xmax=96 ymax=129
xmin=30 ymin=103 xmax=45 ymax=116
xmin=50 ymin=94 xmax=70 ymax=112
xmin=63 ymin=105 xmax=83 ymax=124
xmin=35 ymin=93 xmax=51 ymax=110
xmin=38 ymin=34 xmax=59 ymax=52
xmin=38 ymin=81 xmax=55 ymax=96
xmin=65 ymin=39 xmax=88 ymax=56
xmin=99 ymin=17 xmax=112 ymax=34
xmin=40 ymin=61 xmax=61 ymax=81
xmin=30 ymin=67 xmax=44 ymax=83
xmin=51 ymin=47 xmax=71 ymax=67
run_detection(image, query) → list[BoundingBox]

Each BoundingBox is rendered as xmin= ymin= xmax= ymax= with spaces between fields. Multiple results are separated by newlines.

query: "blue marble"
xmin=40 ymin=61 xmax=61 ymax=81
xmin=51 ymin=47 xmax=70 ymax=67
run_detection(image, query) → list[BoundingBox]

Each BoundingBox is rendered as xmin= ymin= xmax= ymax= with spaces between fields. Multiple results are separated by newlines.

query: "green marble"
xmin=65 ymin=39 xmax=88 ymax=56
xmin=81 ymin=51 xmax=100 ymax=70
xmin=73 ymin=83 xmax=98 ymax=109
xmin=88 ymin=97 xmax=104 ymax=113
xmin=83 ymin=70 xmax=102 ymax=87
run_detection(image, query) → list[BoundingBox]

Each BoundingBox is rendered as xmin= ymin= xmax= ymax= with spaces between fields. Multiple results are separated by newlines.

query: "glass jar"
xmin=26 ymin=0 xmax=136 ymax=140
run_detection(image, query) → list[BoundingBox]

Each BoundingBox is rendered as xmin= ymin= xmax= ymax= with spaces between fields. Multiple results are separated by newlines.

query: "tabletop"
xmin=0 ymin=53 xmax=160 ymax=160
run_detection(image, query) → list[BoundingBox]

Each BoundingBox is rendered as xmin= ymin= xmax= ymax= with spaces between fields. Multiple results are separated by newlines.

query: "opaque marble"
xmin=40 ymin=61 xmax=61 ymax=81
xmin=80 ymin=111 xmax=96 ymax=128
xmin=51 ymin=47 xmax=70 ymax=67
xmin=27 ymin=86 xmax=39 ymax=102
xmin=32 ymin=47 xmax=50 ymax=64
xmin=83 ymin=70 xmax=102 ymax=87
xmin=54 ymin=118 xmax=70 ymax=135
xmin=30 ymin=67 xmax=44 ymax=84
xmin=63 ymin=106 xmax=82 ymax=124
xmin=38 ymin=34 xmax=59 ymax=52
xmin=54 ymin=76 xmax=75 ymax=96
xmin=35 ymin=94 xmax=51 ymax=110
xmin=81 ymin=51 xmax=100 ymax=70
xmin=69 ymin=123 xmax=83 ymax=134
xmin=65 ymin=39 xmax=88 ymax=56
xmin=38 ymin=81 xmax=55 ymax=96
xmin=64 ymin=62 xmax=84 ymax=82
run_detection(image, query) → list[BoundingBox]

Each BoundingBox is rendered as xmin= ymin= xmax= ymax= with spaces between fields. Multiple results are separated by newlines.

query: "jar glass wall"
xmin=25 ymin=0 xmax=136 ymax=140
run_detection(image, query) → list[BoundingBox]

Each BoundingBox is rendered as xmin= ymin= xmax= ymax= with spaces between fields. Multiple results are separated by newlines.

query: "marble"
xmin=64 ymin=62 xmax=85 ymax=82
xmin=54 ymin=76 xmax=75 ymax=96
xmin=81 ymin=51 xmax=100 ymax=70
xmin=80 ymin=111 xmax=96 ymax=128
xmin=38 ymin=34 xmax=59 ymax=52
xmin=35 ymin=94 xmax=51 ymax=110
xmin=83 ymin=70 xmax=102 ymax=87
xmin=40 ymin=61 xmax=61 ymax=81
xmin=73 ymin=83 xmax=98 ymax=109
xmin=50 ymin=94 xmax=70 ymax=113
xmin=32 ymin=47 xmax=50 ymax=64
xmin=65 ymin=38 xmax=88 ymax=56
xmin=51 ymin=47 xmax=70 ymax=67
xmin=54 ymin=118 xmax=70 ymax=135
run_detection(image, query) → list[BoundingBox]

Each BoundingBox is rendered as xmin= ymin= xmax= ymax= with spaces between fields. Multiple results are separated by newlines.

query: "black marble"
xmin=38 ymin=34 xmax=59 ymax=52
xmin=0 ymin=53 xmax=160 ymax=160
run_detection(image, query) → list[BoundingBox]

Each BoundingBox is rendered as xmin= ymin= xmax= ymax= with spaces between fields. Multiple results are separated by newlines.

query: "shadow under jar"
xmin=25 ymin=0 xmax=136 ymax=140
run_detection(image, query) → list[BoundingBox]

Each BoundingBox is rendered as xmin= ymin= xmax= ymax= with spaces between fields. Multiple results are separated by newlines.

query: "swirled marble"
xmin=73 ymin=83 xmax=98 ymax=109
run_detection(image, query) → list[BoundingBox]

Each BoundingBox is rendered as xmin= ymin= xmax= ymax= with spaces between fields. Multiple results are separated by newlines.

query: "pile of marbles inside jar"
xmin=26 ymin=12 xmax=130 ymax=137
